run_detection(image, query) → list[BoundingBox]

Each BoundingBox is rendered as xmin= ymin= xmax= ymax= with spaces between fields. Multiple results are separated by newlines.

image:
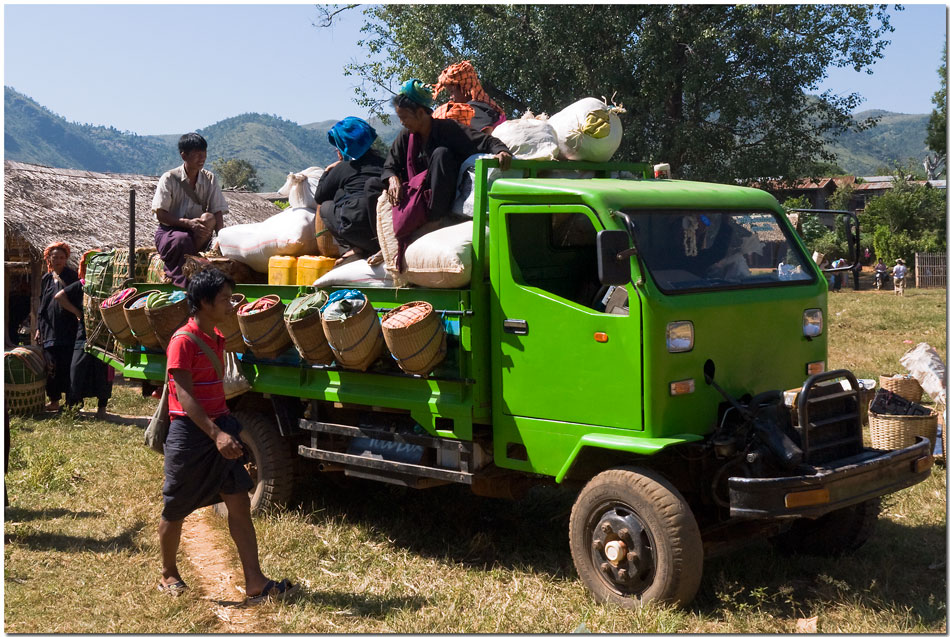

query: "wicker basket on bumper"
xmin=381 ymin=301 xmax=446 ymax=376
xmin=123 ymin=291 xmax=161 ymax=350
xmin=220 ymin=294 xmax=248 ymax=354
xmin=868 ymin=411 xmax=938 ymax=454
xmin=238 ymin=295 xmax=292 ymax=359
xmin=100 ymin=287 xmax=138 ymax=347
xmin=285 ymin=292 xmax=333 ymax=365
xmin=879 ymin=375 xmax=924 ymax=403
xmin=145 ymin=296 xmax=190 ymax=350
xmin=322 ymin=297 xmax=384 ymax=371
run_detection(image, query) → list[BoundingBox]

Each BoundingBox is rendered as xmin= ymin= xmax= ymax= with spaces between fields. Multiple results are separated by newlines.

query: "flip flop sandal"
xmin=244 ymin=578 xmax=297 ymax=606
xmin=157 ymin=580 xmax=188 ymax=597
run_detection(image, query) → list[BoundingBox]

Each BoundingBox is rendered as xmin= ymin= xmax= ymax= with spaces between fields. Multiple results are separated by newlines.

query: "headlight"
xmin=667 ymin=321 xmax=694 ymax=352
xmin=803 ymin=309 xmax=823 ymax=338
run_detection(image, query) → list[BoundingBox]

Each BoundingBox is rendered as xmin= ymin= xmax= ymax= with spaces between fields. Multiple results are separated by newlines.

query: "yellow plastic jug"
xmin=268 ymin=256 xmax=297 ymax=286
xmin=297 ymin=255 xmax=336 ymax=285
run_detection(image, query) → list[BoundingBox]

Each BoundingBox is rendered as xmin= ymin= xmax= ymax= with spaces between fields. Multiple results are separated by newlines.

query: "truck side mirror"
xmin=596 ymin=230 xmax=633 ymax=286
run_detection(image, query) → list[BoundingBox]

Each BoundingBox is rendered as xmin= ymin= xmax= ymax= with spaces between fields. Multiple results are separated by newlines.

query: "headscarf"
xmin=433 ymin=60 xmax=504 ymax=118
xmin=432 ymin=102 xmax=475 ymax=126
xmin=398 ymin=79 xmax=434 ymax=109
xmin=43 ymin=242 xmax=70 ymax=272
xmin=327 ymin=116 xmax=377 ymax=161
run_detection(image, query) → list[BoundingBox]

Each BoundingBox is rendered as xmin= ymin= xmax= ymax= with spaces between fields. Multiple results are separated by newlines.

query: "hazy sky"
xmin=3 ymin=3 xmax=947 ymax=136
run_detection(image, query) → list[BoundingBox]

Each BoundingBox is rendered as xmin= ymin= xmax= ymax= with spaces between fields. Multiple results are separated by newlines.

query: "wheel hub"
xmin=590 ymin=507 xmax=656 ymax=594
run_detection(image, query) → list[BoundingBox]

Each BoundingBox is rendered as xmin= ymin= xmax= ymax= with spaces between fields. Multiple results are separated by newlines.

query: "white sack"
xmin=375 ymin=192 xmax=410 ymax=287
xmin=491 ymin=117 xmax=560 ymax=160
xmin=404 ymin=221 xmax=473 ymax=289
xmin=277 ymin=170 xmax=319 ymax=209
xmin=900 ymin=342 xmax=947 ymax=407
xmin=313 ymin=258 xmax=394 ymax=288
xmin=548 ymin=97 xmax=623 ymax=162
xmin=218 ymin=207 xmax=317 ymax=272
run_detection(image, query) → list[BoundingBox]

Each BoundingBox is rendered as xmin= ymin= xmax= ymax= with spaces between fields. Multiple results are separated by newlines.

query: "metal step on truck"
xmin=89 ymin=158 xmax=933 ymax=608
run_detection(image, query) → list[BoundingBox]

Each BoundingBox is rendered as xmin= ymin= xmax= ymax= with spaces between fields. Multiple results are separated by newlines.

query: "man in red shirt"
xmin=158 ymin=268 xmax=294 ymax=604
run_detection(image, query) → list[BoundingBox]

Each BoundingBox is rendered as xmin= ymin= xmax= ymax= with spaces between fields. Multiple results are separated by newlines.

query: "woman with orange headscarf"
xmin=35 ymin=242 xmax=79 ymax=411
xmin=432 ymin=60 xmax=507 ymax=134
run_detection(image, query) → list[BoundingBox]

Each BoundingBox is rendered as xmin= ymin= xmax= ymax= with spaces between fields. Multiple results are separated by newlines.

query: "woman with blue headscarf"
xmin=314 ymin=116 xmax=387 ymax=260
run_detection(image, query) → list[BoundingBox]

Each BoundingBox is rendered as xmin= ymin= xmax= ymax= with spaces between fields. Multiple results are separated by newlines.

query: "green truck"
xmin=92 ymin=159 xmax=933 ymax=608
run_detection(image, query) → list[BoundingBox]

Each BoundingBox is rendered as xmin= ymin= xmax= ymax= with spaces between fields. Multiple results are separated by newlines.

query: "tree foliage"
xmin=211 ymin=158 xmax=263 ymax=192
xmin=862 ymin=171 xmax=946 ymax=264
xmin=329 ymin=4 xmax=896 ymax=183
xmin=924 ymin=42 xmax=946 ymax=178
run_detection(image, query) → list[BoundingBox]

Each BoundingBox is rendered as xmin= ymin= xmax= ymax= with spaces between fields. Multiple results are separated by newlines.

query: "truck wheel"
xmin=569 ymin=467 xmax=703 ymax=609
xmin=768 ymin=498 xmax=880 ymax=556
xmin=213 ymin=410 xmax=294 ymax=516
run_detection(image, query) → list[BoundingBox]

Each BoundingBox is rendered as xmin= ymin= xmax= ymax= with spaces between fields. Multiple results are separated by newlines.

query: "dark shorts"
xmin=161 ymin=413 xmax=254 ymax=522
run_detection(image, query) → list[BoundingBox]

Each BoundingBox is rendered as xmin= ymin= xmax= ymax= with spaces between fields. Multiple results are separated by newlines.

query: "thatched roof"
xmin=3 ymin=161 xmax=281 ymax=267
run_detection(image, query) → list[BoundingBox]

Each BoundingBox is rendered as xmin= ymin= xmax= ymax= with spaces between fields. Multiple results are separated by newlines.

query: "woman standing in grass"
xmin=35 ymin=242 xmax=79 ymax=412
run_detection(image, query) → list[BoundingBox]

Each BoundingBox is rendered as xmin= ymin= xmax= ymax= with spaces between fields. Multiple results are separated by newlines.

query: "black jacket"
xmin=382 ymin=118 xmax=509 ymax=183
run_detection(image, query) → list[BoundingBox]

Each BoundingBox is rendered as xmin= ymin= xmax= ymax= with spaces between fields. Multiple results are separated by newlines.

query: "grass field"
xmin=4 ymin=288 xmax=946 ymax=633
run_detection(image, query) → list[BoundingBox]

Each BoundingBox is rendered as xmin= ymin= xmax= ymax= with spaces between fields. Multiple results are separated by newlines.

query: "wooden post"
xmin=29 ymin=258 xmax=42 ymax=345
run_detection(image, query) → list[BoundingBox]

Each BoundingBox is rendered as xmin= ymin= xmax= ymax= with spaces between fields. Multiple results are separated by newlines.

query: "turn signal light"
xmin=806 ymin=361 xmax=826 ymax=376
xmin=669 ymin=379 xmax=695 ymax=396
xmin=784 ymin=487 xmax=830 ymax=509
xmin=913 ymin=454 xmax=934 ymax=473
xmin=594 ymin=332 xmax=609 ymax=343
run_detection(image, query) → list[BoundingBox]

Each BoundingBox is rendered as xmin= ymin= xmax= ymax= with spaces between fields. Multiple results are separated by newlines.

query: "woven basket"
xmin=83 ymin=294 xmax=112 ymax=350
xmin=285 ymin=294 xmax=334 ymax=365
xmin=123 ymin=291 xmax=161 ymax=349
xmin=322 ymin=298 xmax=384 ymax=371
xmin=5 ymin=379 xmax=47 ymax=416
xmin=100 ymin=287 xmax=138 ymax=347
xmin=146 ymin=252 xmax=169 ymax=283
xmin=112 ymin=247 xmax=155 ymax=284
xmin=146 ymin=297 xmax=190 ymax=350
xmin=381 ymin=301 xmax=446 ymax=376
xmin=220 ymin=294 xmax=248 ymax=354
xmin=238 ymin=295 xmax=292 ymax=359
xmin=879 ymin=375 xmax=924 ymax=403
xmin=315 ymin=213 xmax=341 ymax=258
xmin=869 ymin=411 xmax=938 ymax=454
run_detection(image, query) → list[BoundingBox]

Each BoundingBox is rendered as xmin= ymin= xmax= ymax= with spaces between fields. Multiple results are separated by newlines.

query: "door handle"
xmin=503 ymin=319 xmax=528 ymax=335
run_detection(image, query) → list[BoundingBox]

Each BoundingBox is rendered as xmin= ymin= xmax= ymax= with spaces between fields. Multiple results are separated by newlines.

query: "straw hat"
xmin=896 ymin=258 xmax=905 ymax=264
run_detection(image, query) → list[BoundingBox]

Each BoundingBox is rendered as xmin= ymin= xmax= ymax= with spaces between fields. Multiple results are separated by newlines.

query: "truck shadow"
xmin=5 ymin=521 xmax=146 ymax=554
xmin=293 ymin=475 xmax=578 ymax=579
xmin=694 ymin=518 xmax=946 ymax=624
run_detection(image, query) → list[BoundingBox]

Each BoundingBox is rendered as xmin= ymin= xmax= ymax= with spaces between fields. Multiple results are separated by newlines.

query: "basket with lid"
xmin=321 ymin=290 xmax=384 ymax=371
xmin=220 ymin=293 xmax=248 ymax=353
xmin=879 ymin=374 xmax=924 ymax=403
xmin=284 ymin=291 xmax=333 ymax=365
xmin=381 ymin=301 xmax=446 ymax=376
xmin=238 ymin=295 xmax=292 ymax=359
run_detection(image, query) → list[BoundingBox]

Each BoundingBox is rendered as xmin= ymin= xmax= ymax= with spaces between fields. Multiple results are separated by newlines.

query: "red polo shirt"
xmin=166 ymin=318 xmax=228 ymax=419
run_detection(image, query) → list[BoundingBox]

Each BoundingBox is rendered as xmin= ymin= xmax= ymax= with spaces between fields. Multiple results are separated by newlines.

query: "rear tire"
xmin=569 ymin=467 xmax=703 ymax=608
xmin=769 ymin=498 xmax=880 ymax=556
xmin=213 ymin=409 xmax=294 ymax=516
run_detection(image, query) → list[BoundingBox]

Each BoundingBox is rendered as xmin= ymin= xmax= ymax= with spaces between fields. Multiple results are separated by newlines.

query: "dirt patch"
xmin=179 ymin=509 xmax=268 ymax=632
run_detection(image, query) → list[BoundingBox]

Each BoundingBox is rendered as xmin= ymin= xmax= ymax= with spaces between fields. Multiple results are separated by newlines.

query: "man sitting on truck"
xmin=152 ymin=133 xmax=229 ymax=288
xmin=384 ymin=79 xmax=512 ymax=257
xmin=157 ymin=268 xmax=295 ymax=604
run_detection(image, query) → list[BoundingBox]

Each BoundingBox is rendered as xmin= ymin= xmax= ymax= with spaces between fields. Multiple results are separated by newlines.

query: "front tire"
xmin=768 ymin=498 xmax=880 ymax=556
xmin=213 ymin=409 xmax=294 ymax=516
xmin=569 ymin=467 xmax=703 ymax=609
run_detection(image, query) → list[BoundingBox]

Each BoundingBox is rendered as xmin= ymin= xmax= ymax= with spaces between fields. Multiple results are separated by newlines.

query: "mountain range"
xmin=3 ymin=86 xmax=935 ymax=191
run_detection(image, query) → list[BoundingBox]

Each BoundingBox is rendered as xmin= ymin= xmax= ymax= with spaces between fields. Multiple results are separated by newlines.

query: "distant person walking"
xmin=35 ymin=242 xmax=79 ymax=412
xmin=152 ymin=133 xmax=229 ymax=288
xmin=157 ymin=268 xmax=295 ymax=604
xmin=893 ymin=258 xmax=907 ymax=296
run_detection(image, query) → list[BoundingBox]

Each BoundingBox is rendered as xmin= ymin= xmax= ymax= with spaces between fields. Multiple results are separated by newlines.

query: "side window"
xmin=506 ymin=211 xmax=607 ymax=310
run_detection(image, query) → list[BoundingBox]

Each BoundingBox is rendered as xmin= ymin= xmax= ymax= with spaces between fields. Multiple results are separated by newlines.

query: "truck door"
xmin=491 ymin=204 xmax=643 ymax=440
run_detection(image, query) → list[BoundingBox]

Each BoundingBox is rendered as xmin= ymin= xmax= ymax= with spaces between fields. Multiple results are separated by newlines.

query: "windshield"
xmin=623 ymin=209 xmax=815 ymax=293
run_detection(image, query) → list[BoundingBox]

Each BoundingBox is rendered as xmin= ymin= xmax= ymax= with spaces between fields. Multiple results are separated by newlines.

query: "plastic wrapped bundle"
xmin=284 ymin=291 xmax=333 ymax=365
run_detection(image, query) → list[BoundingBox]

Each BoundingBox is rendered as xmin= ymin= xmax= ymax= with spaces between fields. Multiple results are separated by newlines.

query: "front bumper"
xmin=728 ymin=436 xmax=933 ymax=519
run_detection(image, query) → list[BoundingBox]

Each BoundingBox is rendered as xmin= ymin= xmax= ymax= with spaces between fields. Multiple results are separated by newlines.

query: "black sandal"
xmin=244 ymin=578 xmax=297 ymax=606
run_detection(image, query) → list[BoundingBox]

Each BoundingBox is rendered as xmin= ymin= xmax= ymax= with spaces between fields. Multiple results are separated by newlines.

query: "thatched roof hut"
xmin=4 ymin=160 xmax=280 ymax=267
xmin=3 ymin=160 xmax=281 ymax=347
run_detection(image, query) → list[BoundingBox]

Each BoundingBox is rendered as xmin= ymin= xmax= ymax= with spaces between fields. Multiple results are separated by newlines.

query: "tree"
xmin=325 ymin=4 xmax=896 ymax=183
xmin=212 ymin=158 xmax=262 ymax=191
xmin=924 ymin=43 xmax=946 ymax=179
